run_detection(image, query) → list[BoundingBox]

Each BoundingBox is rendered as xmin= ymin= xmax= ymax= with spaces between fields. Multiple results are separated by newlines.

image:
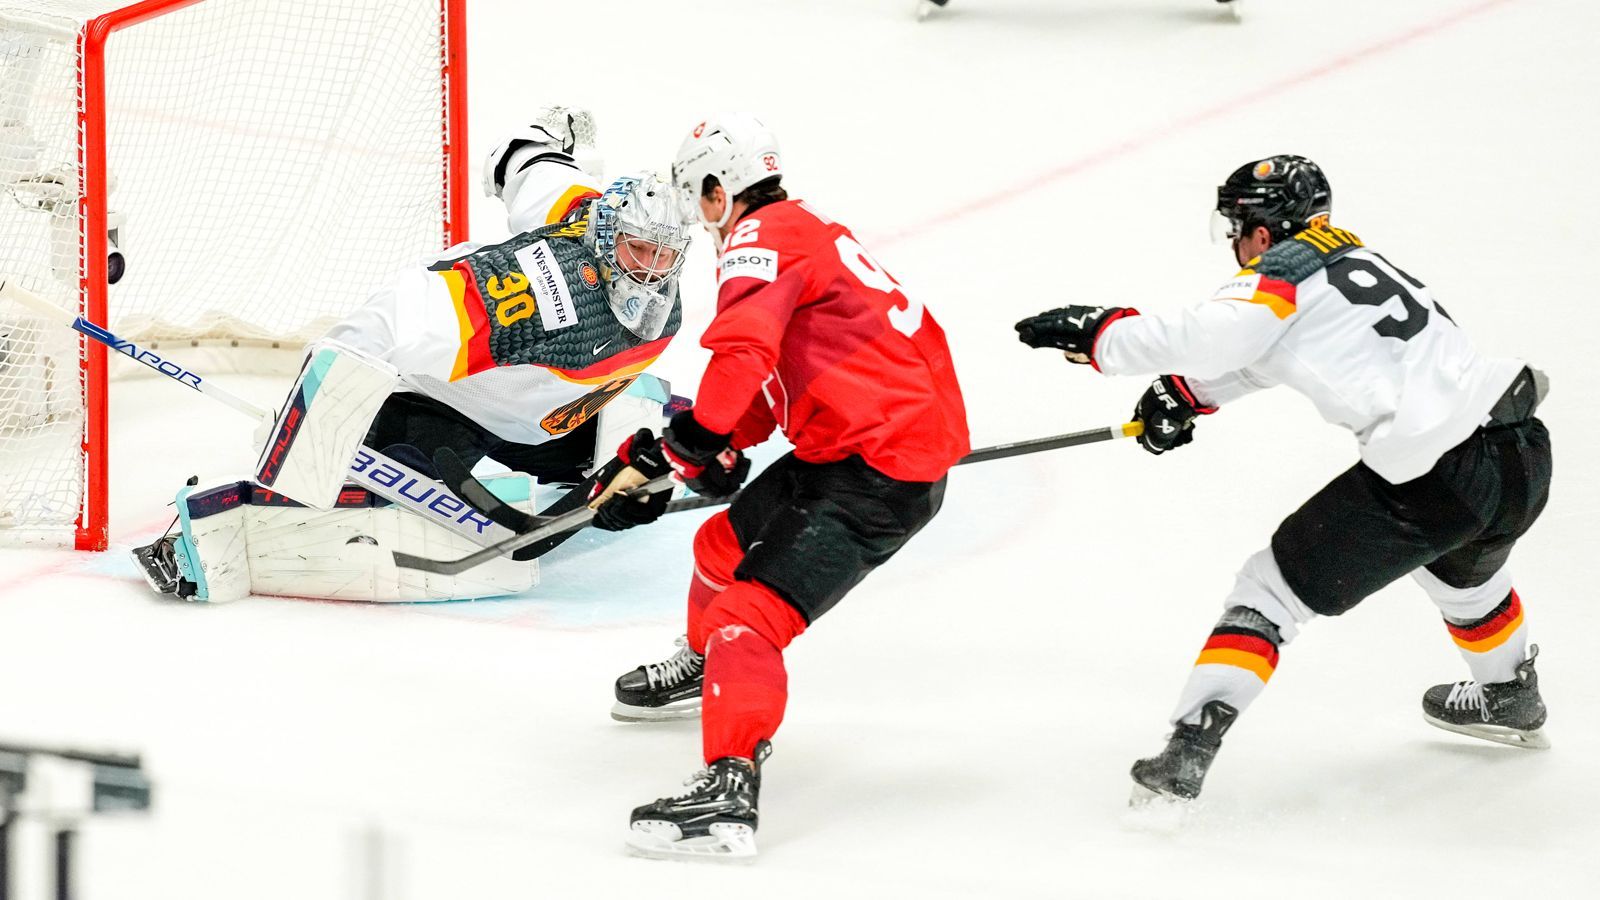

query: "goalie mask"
xmin=590 ymin=173 xmax=691 ymax=341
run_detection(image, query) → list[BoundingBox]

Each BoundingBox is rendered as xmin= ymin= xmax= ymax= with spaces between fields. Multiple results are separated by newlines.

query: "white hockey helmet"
xmin=589 ymin=172 xmax=691 ymax=341
xmin=670 ymin=113 xmax=783 ymax=229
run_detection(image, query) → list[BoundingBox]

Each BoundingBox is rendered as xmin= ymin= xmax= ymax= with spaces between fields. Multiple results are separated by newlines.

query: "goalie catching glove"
xmin=1014 ymin=305 xmax=1140 ymax=368
xmin=1132 ymin=374 xmax=1216 ymax=455
xmin=587 ymin=412 xmax=750 ymax=532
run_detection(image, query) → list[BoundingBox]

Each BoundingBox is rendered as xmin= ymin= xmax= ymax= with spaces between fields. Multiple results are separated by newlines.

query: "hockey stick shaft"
xmin=391 ymin=474 xmax=676 ymax=576
xmin=1 ymin=276 xmax=270 ymax=419
xmin=0 ymin=278 xmax=515 ymax=548
xmin=397 ymin=420 xmax=1147 ymax=573
xmin=659 ymin=420 xmax=1146 ymax=516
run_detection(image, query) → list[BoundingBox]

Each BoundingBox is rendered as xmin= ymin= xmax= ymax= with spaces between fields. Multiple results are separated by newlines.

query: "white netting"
xmin=0 ymin=0 xmax=455 ymax=542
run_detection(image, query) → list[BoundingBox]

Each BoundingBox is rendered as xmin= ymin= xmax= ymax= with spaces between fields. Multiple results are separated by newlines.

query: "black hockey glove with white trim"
xmin=1133 ymin=375 xmax=1217 ymax=455
xmin=1014 ymin=305 xmax=1140 ymax=367
xmin=588 ymin=430 xmax=671 ymax=532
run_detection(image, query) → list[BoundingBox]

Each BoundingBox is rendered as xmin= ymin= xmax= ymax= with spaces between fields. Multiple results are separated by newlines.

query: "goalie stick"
xmin=391 ymin=474 xmax=675 ymax=576
xmin=0 ymin=277 xmax=518 ymax=548
xmin=398 ymin=422 xmax=1147 ymax=574
xmin=431 ymin=446 xmax=606 ymax=561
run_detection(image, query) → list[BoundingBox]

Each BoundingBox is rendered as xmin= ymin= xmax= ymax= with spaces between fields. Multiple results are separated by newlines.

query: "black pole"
xmin=54 ymin=828 xmax=74 ymax=900
xmin=0 ymin=812 xmax=12 ymax=900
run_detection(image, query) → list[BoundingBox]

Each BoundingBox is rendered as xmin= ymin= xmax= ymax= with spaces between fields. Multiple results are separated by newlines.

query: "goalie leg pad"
xmin=159 ymin=482 xmax=254 ymax=603
xmin=245 ymin=474 xmax=537 ymax=602
xmin=166 ymin=477 xmax=537 ymax=603
xmin=255 ymin=339 xmax=399 ymax=510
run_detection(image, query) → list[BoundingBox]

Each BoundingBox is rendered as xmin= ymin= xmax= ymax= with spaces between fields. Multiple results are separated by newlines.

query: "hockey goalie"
xmin=131 ymin=109 xmax=694 ymax=604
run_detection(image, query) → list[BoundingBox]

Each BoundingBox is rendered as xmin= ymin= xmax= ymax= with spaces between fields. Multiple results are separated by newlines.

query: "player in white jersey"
xmin=132 ymin=110 xmax=695 ymax=604
xmin=1015 ymin=155 xmax=1553 ymax=802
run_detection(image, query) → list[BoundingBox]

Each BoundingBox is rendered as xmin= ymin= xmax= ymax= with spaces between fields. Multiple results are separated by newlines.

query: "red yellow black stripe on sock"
xmin=1194 ymin=627 xmax=1280 ymax=683
xmin=1446 ymin=590 xmax=1524 ymax=653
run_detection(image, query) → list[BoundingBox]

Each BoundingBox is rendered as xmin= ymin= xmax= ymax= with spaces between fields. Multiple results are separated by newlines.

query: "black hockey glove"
xmin=1133 ymin=375 xmax=1216 ymax=455
xmin=587 ymin=429 xmax=671 ymax=532
xmin=1014 ymin=305 xmax=1140 ymax=367
xmin=661 ymin=410 xmax=750 ymax=498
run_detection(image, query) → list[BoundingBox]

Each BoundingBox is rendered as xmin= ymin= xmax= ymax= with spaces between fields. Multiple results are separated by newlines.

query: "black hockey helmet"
xmin=1213 ymin=155 xmax=1331 ymax=243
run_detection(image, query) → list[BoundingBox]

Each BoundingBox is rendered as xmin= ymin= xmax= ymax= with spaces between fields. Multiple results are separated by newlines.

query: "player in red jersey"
xmin=587 ymin=113 xmax=969 ymax=860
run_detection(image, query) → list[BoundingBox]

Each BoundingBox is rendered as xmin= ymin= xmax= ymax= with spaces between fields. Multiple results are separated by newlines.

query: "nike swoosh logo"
xmin=593 ymin=339 xmax=613 ymax=356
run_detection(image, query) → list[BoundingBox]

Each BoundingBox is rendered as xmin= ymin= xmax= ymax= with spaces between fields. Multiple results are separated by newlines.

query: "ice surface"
xmin=2 ymin=1 xmax=1596 ymax=897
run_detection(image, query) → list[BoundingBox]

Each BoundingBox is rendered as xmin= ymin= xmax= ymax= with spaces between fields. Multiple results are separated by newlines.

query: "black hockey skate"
xmin=131 ymin=533 xmax=196 ymax=599
xmin=1423 ymin=645 xmax=1549 ymax=749
xmin=626 ymin=741 xmax=771 ymax=861
xmin=1129 ymin=700 xmax=1238 ymax=804
xmin=612 ymin=636 xmax=703 ymax=722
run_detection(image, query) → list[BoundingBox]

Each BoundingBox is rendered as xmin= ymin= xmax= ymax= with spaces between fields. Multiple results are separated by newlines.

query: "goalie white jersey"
xmin=1097 ymin=227 xmax=1526 ymax=483
xmin=323 ymin=158 xmax=678 ymax=446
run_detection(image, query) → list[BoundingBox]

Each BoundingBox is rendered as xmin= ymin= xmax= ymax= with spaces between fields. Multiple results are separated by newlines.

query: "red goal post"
xmin=0 ymin=0 xmax=468 ymax=550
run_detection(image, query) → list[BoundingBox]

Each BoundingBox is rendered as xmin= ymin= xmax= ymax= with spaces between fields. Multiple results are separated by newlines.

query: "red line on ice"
xmin=871 ymin=0 xmax=1516 ymax=248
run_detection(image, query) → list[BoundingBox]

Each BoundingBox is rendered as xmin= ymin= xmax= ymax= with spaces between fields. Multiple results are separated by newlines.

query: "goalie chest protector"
xmin=433 ymin=217 xmax=682 ymax=377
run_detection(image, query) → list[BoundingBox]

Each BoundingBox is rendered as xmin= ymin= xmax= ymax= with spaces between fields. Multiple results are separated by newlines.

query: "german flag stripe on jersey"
xmin=546 ymin=186 xmax=601 ymax=226
xmin=440 ymin=268 xmax=494 ymax=381
xmin=1195 ymin=628 xmax=1280 ymax=683
xmin=1446 ymin=591 xmax=1525 ymax=652
xmin=1227 ymin=267 xmax=1298 ymax=319
xmin=544 ymin=336 xmax=671 ymax=385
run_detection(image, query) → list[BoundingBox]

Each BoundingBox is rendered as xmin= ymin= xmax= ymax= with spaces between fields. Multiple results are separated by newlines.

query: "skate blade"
xmin=1124 ymin=784 xmax=1193 ymax=834
xmin=625 ymin=821 xmax=756 ymax=862
xmin=1424 ymin=715 xmax=1551 ymax=750
xmin=611 ymin=699 xmax=701 ymax=723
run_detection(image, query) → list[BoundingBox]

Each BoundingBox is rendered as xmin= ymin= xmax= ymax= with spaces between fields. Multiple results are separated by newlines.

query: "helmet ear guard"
xmin=1215 ymin=154 xmax=1331 ymax=243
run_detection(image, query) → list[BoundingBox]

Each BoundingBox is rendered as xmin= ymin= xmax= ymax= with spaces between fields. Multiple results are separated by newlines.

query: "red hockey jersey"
xmin=692 ymin=199 xmax=969 ymax=482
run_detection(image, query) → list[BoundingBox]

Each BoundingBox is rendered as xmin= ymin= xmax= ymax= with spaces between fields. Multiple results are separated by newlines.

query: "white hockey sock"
xmin=1444 ymin=591 xmax=1529 ymax=684
xmin=1170 ymin=605 xmax=1282 ymax=726
xmin=1413 ymin=566 xmax=1528 ymax=684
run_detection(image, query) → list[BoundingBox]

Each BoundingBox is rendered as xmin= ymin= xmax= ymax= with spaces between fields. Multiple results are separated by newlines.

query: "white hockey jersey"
xmin=323 ymin=155 xmax=674 ymax=445
xmin=1097 ymin=227 xmax=1525 ymax=483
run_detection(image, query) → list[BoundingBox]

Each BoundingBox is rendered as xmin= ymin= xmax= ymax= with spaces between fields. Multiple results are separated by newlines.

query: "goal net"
xmin=0 ymin=0 xmax=467 ymax=548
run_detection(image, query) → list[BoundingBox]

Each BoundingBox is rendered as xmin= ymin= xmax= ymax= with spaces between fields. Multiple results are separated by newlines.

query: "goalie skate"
xmin=131 ymin=534 xmax=190 ymax=598
xmin=1423 ymin=645 xmax=1550 ymax=750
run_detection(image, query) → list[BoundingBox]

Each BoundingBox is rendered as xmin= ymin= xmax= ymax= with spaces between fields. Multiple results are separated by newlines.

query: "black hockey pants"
xmin=363 ymin=391 xmax=598 ymax=486
xmin=1271 ymin=368 xmax=1552 ymax=617
xmin=725 ymin=453 xmax=947 ymax=624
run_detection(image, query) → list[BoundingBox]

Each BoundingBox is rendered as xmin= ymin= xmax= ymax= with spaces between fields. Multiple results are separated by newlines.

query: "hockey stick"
xmin=391 ymin=474 xmax=675 ymax=576
xmin=396 ymin=421 xmax=1146 ymax=574
xmin=432 ymin=446 xmax=620 ymax=560
xmin=0 ymin=277 xmax=518 ymax=548
xmin=658 ymin=421 xmax=1146 ymax=516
